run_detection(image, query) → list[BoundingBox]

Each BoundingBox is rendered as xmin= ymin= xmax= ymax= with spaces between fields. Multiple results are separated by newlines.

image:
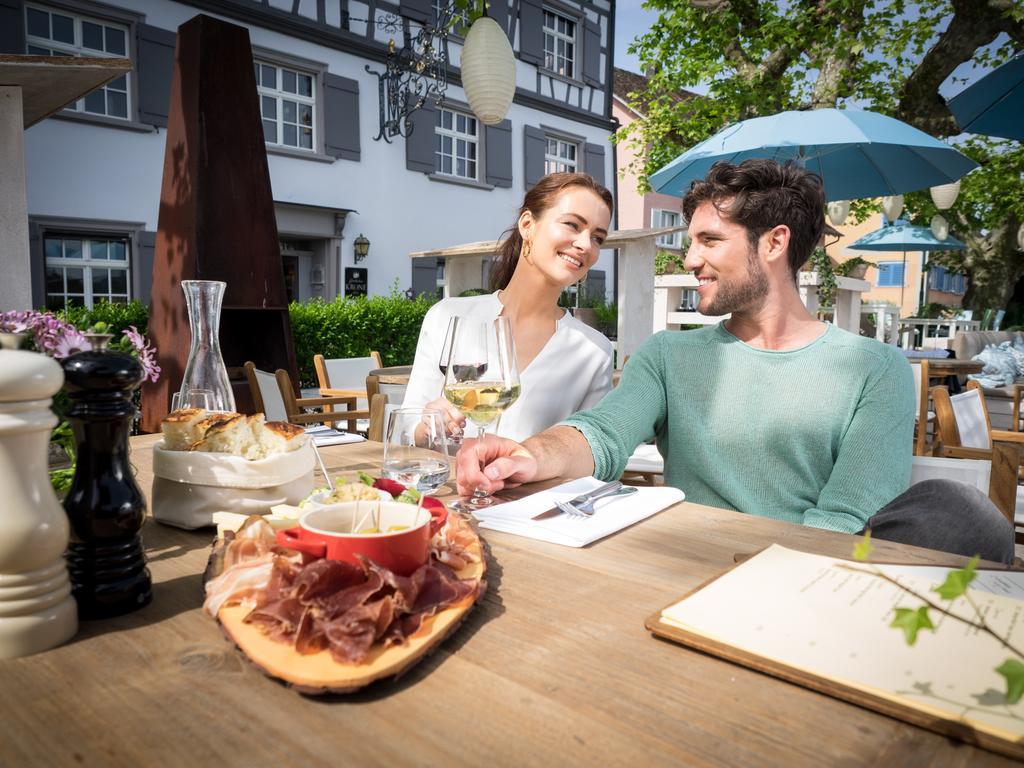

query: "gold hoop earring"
xmin=520 ymin=238 xmax=533 ymax=266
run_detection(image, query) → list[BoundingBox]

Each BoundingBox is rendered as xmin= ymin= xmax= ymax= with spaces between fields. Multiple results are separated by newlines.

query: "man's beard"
xmin=699 ymin=248 xmax=769 ymax=316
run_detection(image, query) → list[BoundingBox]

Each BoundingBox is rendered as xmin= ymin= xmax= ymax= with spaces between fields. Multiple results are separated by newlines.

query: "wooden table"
xmin=2 ymin=435 xmax=1015 ymax=766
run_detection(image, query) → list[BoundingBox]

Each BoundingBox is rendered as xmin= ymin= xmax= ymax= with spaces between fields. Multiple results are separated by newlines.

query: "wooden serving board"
xmin=214 ymin=531 xmax=486 ymax=695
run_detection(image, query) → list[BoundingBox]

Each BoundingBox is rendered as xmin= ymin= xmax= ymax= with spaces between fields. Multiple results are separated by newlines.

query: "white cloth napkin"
xmin=472 ymin=476 xmax=684 ymax=547
xmin=303 ymin=426 xmax=365 ymax=446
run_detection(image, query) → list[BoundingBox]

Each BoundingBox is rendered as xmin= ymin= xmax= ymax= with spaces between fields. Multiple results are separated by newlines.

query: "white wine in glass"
xmin=443 ymin=316 xmax=520 ymax=510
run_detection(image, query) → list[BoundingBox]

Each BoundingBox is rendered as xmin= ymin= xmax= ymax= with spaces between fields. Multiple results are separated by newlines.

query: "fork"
xmin=555 ymin=485 xmax=638 ymax=518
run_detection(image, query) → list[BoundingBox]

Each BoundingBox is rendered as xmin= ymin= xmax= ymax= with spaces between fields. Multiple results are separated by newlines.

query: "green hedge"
xmin=290 ymin=293 xmax=436 ymax=387
xmin=58 ymin=299 xmax=150 ymax=335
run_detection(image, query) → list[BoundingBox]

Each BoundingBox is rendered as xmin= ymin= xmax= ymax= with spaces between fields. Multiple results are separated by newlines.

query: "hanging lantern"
xmin=460 ymin=16 xmax=516 ymax=125
xmin=1018 ymin=222 xmax=1024 ymax=251
xmin=826 ymin=200 xmax=850 ymax=226
xmin=930 ymin=214 xmax=949 ymax=241
xmin=929 ymin=180 xmax=961 ymax=210
xmin=881 ymin=194 xmax=904 ymax=223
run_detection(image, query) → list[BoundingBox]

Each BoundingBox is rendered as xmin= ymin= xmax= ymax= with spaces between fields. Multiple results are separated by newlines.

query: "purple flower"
xmin=0 ymin=310 xmax=31 ymax=334
xmin=122 ymin=325 xmax=161 ymax=383
xmin=52 ymin=328 xmax=92 ymax=359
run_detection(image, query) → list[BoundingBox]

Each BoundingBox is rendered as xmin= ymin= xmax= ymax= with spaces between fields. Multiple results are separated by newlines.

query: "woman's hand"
xmin=426 ymin=397 xmax=466 ymax=438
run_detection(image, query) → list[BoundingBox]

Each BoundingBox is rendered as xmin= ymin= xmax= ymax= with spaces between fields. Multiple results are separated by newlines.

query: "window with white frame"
xmin=651 ymin=209 xmax=683 ymax=248
xmin=544 ymin=135 xmax=578 ymax=174
xmin=543 ymin=8 xmax=576 ymax=78
xmin=435 ymin=107 xmax=479 ymax=180
xmin=255 ymin=60 xmax=316 ymax=151
xmin=44 ymin=234 xmax=131 ymax=310
xmin=25 ymin=4 xmax=130 ymax=120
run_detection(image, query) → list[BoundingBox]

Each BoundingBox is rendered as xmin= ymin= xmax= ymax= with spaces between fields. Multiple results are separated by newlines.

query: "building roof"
xmin=612 ymin=67 xmax=697 ymax=118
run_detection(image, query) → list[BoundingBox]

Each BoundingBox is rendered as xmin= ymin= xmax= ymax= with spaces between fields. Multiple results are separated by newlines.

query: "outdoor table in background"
xmin=0 ymin=435 xmax=1013 ymax=766
xmin=905 ymin=355 xmax=985 ymax=394
xmin=899 ymin=317 xmax=982 ymax=349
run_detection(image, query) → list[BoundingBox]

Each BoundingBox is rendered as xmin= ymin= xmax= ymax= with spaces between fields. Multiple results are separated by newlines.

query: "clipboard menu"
xmin=646 ymin=544 xmax=1024 ymax=760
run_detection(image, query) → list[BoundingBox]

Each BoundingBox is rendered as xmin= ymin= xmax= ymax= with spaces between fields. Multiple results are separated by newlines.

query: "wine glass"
xmin=382 ymin=408 xmax=451 ymax=495
xmin=438 ymin=316 xmax=463 ymax=446
xmin=443 ymin=317 xmax=520 ymax=510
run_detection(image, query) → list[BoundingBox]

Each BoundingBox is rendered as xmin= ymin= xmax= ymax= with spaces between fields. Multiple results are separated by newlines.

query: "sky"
xmin=610 ymin=1 xmax=1006 ymax=100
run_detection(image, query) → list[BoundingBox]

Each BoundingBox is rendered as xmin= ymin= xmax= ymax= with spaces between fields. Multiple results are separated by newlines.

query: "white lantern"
xmin=930 ymin=214 xmax=949 ymax=241
xmin=827 ymin=200 xmax=850 ymax=226
xmin=929 ymin=181 xmax=961 ymax=210
xmin=881 ymin=194 xmax=904 ymax=223
xmin=459 ymin=16 xmax=516 ymax=125
xmin=1017 ymin=222 xmax=1024 ymax=251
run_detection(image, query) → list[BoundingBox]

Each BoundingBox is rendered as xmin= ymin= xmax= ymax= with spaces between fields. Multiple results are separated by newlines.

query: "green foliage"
xmin=807 ymin=248 xmax=837 ymax=307
xmin=996 ymin=659 xmax=1024 ymax=705
xmin=834 ymin=256 xmax=870 ymax=277
xmin=592 ymin=301 xmax=617 ymax=328
xmin=289 ymin=292 xmax=437 ymax=388
xmin=655 ymin=250 xmax=687 ymax=275
xmin=890 ymin=606 xmax=935 ymax=646
xmin=58 ymin=300 xmax=149 ymax=335
xmin=458 ymin=289 xmax=489 ymax=297
xmin=932 ymin=555 xmax=978 ymax=600
xmin=917 ymin=302 xmax=957 ymax=319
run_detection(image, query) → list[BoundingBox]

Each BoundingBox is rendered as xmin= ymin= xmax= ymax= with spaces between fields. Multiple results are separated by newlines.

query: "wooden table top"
xmin=2 ymin=434 xmax=1014 ymax=766
xmin=912 ymin=358 xmax=985 ymax=378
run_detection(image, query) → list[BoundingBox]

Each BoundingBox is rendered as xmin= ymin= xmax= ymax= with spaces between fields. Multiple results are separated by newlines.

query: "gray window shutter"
xmin=490 ymin=0 xmax=511 ymax=41
xmin=324 ymin=73 xmax=360 ymax=161
xmin=524 ymin=125 xmax=545 ymax=188
xmin=581 ymin=19 xmax=601 ymax=86
xmin=518 ymin=0 xmax=544 ymax=65
xmin=405 ymin=101 xmax=437 ymax=173
xmin=137 ymin=24 xmax=176 ymax=128
xmin=484 ymin=119 xmax=512 ymax=188
xmin=411 ymin=257 xmax=439 ymax=299
xmin=584 ymin=142 xmax=606 ymax=186
xmin=28 ymin=221 xmax=43 ymax=309
xmin=136 ymin=231 xmax=156 ymax=305
xmin=400 ymin=0 xmax=431 ymax=24
xmin=0 ymin=0 xmax=25 ymax=54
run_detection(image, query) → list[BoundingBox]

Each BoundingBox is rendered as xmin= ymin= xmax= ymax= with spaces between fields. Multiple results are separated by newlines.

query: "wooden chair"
xmin=243 ymin=361 xmax=288 ymax=421
xmin=910 ymin=360 xmax=935 ymax=456
xmin=245 ymin=360 xmax=373 ymax=432
xmin=313 ymin=352 xmax=383 ymax=418
xmin=930 ymin=382 xmax=1024 ymax=538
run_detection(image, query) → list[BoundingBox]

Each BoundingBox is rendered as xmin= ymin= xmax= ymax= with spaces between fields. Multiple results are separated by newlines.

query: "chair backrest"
xmin=910 ymin=455 xmax=990 ymax=494
xmin=909 ymin=360 xmax=930 ymax=455
xmin=366 ymin=394 xmax=389 ymax=442
xmin=244 ymin=361 xmax=288 ymax=421
xmin=955 ymin=309 xmax=973 ymax=321
xmin=993 ymin=309 xmax=1006 ymax=332
xmin=949 ymin=386 xmax=991 ymax=450
xmin=314 ymin=352 xmax=383 ymax=410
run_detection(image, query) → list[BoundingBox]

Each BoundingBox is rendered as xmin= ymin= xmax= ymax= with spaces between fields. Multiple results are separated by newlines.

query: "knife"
xmin=531 ymin=481 xmax=623 ymax=521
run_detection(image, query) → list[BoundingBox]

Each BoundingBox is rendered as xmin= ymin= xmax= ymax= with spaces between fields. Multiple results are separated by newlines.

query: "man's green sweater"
xmin=563 ymin=323 xmax=915 ymax=534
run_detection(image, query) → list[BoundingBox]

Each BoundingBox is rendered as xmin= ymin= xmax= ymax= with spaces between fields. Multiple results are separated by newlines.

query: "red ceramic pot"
xmin=276 ymin=501 xmax=447 ymax=576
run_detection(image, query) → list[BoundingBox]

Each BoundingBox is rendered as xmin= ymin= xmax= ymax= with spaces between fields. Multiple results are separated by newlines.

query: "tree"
xmin=620 ymin=0 xmax=1024 ymax=316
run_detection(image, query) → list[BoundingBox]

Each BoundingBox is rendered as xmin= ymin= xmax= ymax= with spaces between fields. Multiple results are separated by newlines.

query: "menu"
xmin=649 ymin=544 xmax=1024 ymax=759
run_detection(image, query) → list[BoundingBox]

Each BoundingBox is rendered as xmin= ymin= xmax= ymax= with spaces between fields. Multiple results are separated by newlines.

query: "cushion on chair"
xmin=625 ymin=444 xmax=664 ymax=474
xmin=949 ymin=389 xmax=991 ymax=450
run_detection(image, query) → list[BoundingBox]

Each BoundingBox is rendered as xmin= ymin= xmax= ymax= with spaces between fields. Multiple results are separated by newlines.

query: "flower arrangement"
xmin=0 ymin=309 xmax=160 ymax=493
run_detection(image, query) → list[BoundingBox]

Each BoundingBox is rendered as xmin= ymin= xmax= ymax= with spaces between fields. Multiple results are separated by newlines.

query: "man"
xmin=457 ymin=159 xmax=1013 ymax=563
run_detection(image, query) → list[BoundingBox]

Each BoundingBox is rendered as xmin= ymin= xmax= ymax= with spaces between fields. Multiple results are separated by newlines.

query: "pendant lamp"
xmin=929 ymin=181 xmax=961 ymax=211
xmin=881 ymin=195 xmax=904 ymax=223
xmin=460 ymin=15 xmax=516 ymax=125
xmin=827 ymin=200 xmax=850 ymax=226
xmin=930 ymin=214 xmax=949 ymax=241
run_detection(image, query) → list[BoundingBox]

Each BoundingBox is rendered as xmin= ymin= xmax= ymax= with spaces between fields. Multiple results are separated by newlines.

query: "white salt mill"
xmin=0 ymin=336 xmax=77 ymax=657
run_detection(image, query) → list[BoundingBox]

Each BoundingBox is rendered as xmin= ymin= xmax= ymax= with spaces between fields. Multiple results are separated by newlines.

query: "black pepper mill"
xmin=62 ymin=345 xmax=152 ymax=618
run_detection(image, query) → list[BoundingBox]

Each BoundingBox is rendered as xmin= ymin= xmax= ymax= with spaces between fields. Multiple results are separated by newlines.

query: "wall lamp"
xmin=353 ymin=233 xmax=370 ymax=264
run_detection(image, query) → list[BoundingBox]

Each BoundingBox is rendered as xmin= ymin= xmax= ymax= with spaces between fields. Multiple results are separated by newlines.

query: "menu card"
xmin=650 ymin=544 xmax=1024 ymax=759
xmin=473 ymin=477 xmax=684 ymax=547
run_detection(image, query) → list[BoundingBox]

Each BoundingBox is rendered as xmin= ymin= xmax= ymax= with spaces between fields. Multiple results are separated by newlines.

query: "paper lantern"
xmin=930 ymin=214 xmax=949 ymax=241
xmin=460 ymin=16 xmax=516 ymax=125
xmin=827 ymin=200 xmax=850 ymax=226
xmin=929 ymin=181 xmax=961 ymax=210
xmin=881 ymin=195 xmax=904 ymax=223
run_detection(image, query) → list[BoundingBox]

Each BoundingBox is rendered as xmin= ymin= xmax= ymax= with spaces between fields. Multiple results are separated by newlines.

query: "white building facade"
xmin=1 ymin=0 xmax=617 ymax=309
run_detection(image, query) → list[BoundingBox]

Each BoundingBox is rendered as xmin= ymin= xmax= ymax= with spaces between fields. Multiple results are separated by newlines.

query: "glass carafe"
xmin=179 ymin=280 xmax=235 ymax=413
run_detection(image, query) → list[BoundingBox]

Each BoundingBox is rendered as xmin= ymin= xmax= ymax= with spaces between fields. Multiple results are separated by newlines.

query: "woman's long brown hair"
xmin=489 ymin=172 xmax=614 ymax=292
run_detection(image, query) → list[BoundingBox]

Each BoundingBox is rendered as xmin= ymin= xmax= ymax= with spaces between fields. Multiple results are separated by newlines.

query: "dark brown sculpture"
xmin=141 ymin=14 xmax=297 ymax=432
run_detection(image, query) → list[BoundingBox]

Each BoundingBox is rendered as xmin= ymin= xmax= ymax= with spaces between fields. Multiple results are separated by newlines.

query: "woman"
xmin=402 ymin=172 xmax=615 ymax=442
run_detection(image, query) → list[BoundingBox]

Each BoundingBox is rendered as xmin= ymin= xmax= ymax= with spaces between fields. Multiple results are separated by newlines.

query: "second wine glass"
xmin=443 ymin=316 xmax=520 ymax=510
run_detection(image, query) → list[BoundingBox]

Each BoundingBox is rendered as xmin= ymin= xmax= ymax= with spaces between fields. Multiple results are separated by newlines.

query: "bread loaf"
xmin=260 ymin=421 xmax=306 ymax=456
xmin=161 ymin=410 xmax=306 ymax=459
xmin=161 ymin=408 xmax=210 ymax=451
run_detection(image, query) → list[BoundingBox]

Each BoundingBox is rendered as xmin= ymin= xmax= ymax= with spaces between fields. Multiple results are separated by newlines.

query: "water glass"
xmin=382 ymin=408 xmax=451 ymax=495
xmin=171 ymin=388 xmax=214 ymax=412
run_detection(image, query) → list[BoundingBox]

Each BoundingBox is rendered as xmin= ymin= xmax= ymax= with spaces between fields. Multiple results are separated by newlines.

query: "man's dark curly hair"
xmin=681 ymin=159 xmax=825 ymax=278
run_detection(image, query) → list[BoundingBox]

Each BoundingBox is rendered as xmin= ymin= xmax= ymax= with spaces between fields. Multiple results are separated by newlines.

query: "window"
xmin=543 ymin=8 xmax=576 ymax=78
xmin=255 ymin=60 xmax=316 ymax=151
xmin=544 ymin=135 xmax=578 ymax=174
xmin=25 ymin=4 xmax=130 ymax=120
xmin=435 ymin=107 xmax=479 ymax=180
xmin=652 ymin=209 xmax=683 ymax=248
xmin=433 ymin=0 xmax=469 ymax=35
xmin=44 ymin=234 xmax=130 ymax=310
xmin=928 ymin=266 xmax=967 ymax=295
xmin=876 ymin=261 xmax=905 ymax=287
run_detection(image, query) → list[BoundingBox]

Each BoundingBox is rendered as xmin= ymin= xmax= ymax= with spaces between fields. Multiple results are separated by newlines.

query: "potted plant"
xmin=655 ymin=250 xmax=686 ymax=275
xmin=835 ymin=256 xmax=871 ymax=280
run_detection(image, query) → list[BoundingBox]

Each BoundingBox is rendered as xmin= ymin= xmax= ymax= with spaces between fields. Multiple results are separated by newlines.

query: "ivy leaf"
xmin=852 ymin=530 xmax=874 ymax=562
xmin=996 ymin=659 xmax=1024 ymax=705
xmin=891 ymin=606 xmax=935 ymax=645
xmin=933 ymin=556 xmax=979 ymax=601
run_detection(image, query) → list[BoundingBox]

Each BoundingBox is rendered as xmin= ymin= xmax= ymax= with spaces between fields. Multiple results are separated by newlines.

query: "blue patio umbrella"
xmin=649 ymin=108 xmax=978 ymax=202
xmin=947 ymin=53 xmax=1024 ymax=141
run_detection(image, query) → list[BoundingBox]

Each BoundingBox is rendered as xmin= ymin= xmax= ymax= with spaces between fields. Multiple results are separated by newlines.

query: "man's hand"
xmin=455 ymin=436 xmax=538 ymax=495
